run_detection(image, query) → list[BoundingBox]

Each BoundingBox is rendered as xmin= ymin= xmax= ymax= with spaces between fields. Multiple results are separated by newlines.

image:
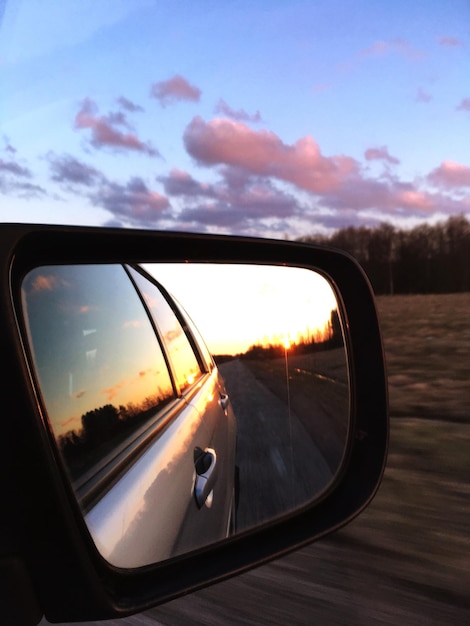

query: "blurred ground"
xmin=42 ymin=293 xmax=470 ymax=625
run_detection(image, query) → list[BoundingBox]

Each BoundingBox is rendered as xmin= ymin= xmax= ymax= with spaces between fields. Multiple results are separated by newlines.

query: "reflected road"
xmin=219 ymin=359 xmax=333 ymax=529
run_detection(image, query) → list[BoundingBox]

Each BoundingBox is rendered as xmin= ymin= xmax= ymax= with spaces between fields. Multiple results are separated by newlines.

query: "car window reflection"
xmin=22 ymin=264 xmax=175 ymax=482
xmin=128 ymin=266 xmax=203 ymax=394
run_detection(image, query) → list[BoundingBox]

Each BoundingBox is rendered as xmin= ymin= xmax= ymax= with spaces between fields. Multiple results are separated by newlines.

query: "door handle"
xmin=219 ymin=393 xmax=230 ymax=412
xmin=194 ymin=448 xmax=217 ymax=508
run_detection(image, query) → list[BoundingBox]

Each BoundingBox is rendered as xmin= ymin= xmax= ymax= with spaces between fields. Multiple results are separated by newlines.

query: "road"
xmin=219 ymin=358 xmax=333 ymax=530
xmin=40 ymin=528 xmax=469 ymax=625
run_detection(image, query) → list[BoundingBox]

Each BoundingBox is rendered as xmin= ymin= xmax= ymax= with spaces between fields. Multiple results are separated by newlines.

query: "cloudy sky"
xmin=1 ymin=0 xmax=469 ymax=238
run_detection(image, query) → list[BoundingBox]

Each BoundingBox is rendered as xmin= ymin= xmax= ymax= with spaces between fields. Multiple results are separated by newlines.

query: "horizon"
xmin=145 ymin=263 xmax=338 ymax=356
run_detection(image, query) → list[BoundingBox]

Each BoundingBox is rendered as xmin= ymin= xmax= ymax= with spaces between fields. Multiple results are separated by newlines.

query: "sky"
xmin=144 ymin=263 xmax=339 ymax=355
xmin=1 ymin=0 xmax=469 ymax=239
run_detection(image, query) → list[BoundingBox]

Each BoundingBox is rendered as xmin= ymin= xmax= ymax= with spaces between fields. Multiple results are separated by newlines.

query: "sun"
xmin=145 ymin=263 xmax=339 ymax=356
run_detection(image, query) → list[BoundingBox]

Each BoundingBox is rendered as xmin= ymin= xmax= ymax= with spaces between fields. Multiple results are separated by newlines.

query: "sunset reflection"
xmin=22 ymin=264 xmax=176 ymax=479
xmin=145 ymin=264 xmax=340 ymax=357
xmin=282 ymin=336 xmax=293 ymax=350
xmin=128 ymin=266 xmax=202 ymax=393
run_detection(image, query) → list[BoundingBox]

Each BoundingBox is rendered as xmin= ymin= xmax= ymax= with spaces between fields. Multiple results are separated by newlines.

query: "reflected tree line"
xmin=58 ymin=389 xmax=174 ymax=479
xmin=300 ymin=215 xmax=470 ymax=295
xmin=240 ymin=310 xmax=342 ymax=361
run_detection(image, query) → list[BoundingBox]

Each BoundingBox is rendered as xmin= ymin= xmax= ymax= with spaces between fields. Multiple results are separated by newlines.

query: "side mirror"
xmin=0 ymin=224 xmax=388 ymax=624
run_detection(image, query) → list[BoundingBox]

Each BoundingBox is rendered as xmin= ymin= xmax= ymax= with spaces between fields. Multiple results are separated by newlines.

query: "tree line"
xmin=59 ymin=389 xmax=174 ymax=480
xmin=241 ymin=310 xmax=343 ymax=361
xmin=299 ymin=215 xmax=470 ymax=295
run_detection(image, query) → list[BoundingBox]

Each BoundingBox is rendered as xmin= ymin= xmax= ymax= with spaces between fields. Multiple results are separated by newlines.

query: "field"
xmin=343 ymin=293 xmax=470 ymax=604
xmin=379 ymin=293 xmax=470 ymax=421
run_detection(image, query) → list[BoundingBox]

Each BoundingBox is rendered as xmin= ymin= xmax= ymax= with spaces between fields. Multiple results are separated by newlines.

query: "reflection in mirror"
xmin=21 ymin=263 xmax=349 ymax=568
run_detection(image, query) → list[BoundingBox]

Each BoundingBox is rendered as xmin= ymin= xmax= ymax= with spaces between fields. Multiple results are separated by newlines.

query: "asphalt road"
xmin=219 ymin=358 xmax=333 ymax=530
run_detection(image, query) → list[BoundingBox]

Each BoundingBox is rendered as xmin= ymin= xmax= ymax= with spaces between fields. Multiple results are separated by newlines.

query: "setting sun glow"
xmin=145 ymin=264 xmax=339 ymax=356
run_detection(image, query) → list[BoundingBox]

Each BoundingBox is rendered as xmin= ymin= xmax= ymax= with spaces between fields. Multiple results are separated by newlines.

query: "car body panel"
xmin=86 ymin=370 xmax=234 ymax=567
xmin=175 ymin=371 xmax=237 ymax=554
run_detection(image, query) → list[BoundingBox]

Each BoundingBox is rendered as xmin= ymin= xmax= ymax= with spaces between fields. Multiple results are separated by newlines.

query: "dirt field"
xmin=377 ymin=292 xmax=470 ymax=421
xmin=347 ymin=293 xmax=470 ymax=601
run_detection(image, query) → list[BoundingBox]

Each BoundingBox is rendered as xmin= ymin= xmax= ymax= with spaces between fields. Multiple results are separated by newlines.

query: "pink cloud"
xmin=101 ymin=380 xmax=126 ymax=403
xmin=123 ymin=320 xmax=141 ymax=329
xmin=320 ymin=177 xmax=394 ymax=211
xmin=31 ymin=274 xmax=61 ymax=292
xmin=160 ymin=166 xmax=302 ymax=229
xmin=75 ymin=98 xmax=158 ymax=156
xmin=92 ymin=177 xmax=170 ymax=227
xmin=416 ymin=87 xmax=432 ymax=103
xmin=61 ymin=415 xmax=81 ymax=429
xmin=428 ymin=161 xmax=470 ymax=188
xmin=182 ymin=118 xmax=446 ymax=220
xmin=365 ymin=146 xmax=400 ymax=165
xmin=317 ymin=170 xmax=447 ymax=214
xmin=0 ymin=158 xmax=31 ymax=177
xmin=151 ymin=74 xmax=201 ymax=107
xmin=456 ymin=98 xmax=470 ymax=111
xmin=160 ymin=168 xmax=214 ymax=197
xmin=2 ymin=137 xmax=16 ymax=154
xmin=312 ymin=83 xmax=332 ymax=93
xmin=117 ymin=96 xmax=144 ymax=113
xmin=47 ymin=153 xmax=103 ymax=187
xmin=214 ymin=99 xmax=262 ymax=123
xmin=361 ymin=38 xmax=424 ymax=60
xmin=0 ymin=152 xmax=45 ymax=198
xmin=178 ymin=189 xmax=300 ymax=229
xmin=184 ymin=117 xmax=358 ymax=194
xmin=395 ymin=189 xmax=434 ymax=211
xmin=438 ymin=36 xmax=463 ymax=47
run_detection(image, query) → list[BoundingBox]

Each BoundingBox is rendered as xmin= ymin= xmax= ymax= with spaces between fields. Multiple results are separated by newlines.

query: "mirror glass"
xmin=21 ymin=262 xmax=349 ymax=568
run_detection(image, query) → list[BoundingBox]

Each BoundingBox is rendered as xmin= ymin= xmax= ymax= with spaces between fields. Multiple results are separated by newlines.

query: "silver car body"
xmin=21 ymin=263 xmax=237 ymax=568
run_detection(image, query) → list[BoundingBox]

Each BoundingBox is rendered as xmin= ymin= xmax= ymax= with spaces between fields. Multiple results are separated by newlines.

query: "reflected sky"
xmin=22 ymin=264 xmax=174 ymax=439
xmin=144 ymin=264 xmax=339 ymax=355
xmin=129 ymin=266 xmax=202 ymax=392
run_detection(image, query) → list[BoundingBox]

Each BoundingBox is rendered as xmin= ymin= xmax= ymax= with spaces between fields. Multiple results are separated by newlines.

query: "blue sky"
xmin=1 ymin=0 xmax=469 ymax=238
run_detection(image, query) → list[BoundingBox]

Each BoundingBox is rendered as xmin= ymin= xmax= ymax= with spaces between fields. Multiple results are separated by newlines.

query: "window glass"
xmin=174 ymin=296 xmax=214 ymax=373
xmin=22 ymin=264 xmax=175 ymax=481
xmin=128 ymin=267 xmax=202 ymax=393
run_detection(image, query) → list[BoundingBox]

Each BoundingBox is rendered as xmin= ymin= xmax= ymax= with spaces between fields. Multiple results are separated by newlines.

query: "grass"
xmin=377 ymin=293 xmax=470 ymax=421
xmin=342 ymin=293 xmax=470 ymax=602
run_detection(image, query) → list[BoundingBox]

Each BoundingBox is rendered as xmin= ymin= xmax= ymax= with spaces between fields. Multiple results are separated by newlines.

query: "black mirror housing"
xmin=0 ymin=224 xmax=388 ymax=623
